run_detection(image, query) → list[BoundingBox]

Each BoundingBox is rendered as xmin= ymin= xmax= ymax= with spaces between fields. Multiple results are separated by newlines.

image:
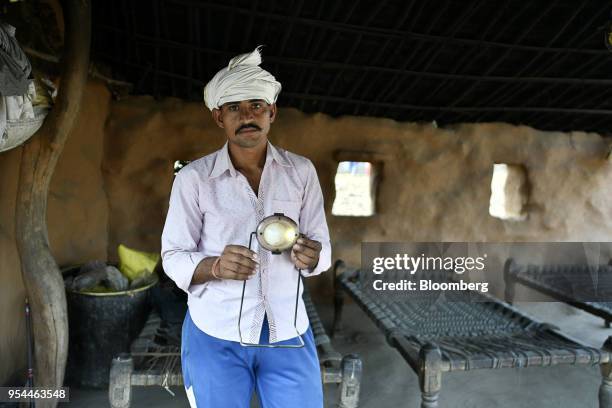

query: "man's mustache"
xmin=236 ymin=124 xmax=262 ymax=134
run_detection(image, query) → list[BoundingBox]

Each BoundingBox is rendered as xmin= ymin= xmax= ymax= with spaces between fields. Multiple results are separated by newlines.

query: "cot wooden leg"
xmin=332 ymin=260 xmax=347 ymax=337
xmin=503 ymin=258 xmax=516 ymax=304
xmin=338 ymin=354 xmax=362 ymax=408
xmin=599 ymin=337 xmax=612 ymax=408
xmin=109 ymin=354 xmax=133 ymax=408
xmin=419 ymin=343 xmax=442 ymax=408
xmin=421 ymin=392 xmax=440 ymax=408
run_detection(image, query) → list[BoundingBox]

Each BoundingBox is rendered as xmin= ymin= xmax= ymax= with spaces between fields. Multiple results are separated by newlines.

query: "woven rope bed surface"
xmin=511 ymin=262 xmax=612 ymax=311
xmin=340 ymin=268 xmax=609 ymax=372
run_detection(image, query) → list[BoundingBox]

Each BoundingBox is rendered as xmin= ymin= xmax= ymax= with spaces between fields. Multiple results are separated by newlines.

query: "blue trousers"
xmin=181 ymin=310 xmax=323 ymax=408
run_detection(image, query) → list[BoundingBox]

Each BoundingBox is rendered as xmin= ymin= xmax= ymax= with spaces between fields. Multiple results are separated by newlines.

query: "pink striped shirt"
xmin=161 ymin=141 xmax=331 ymax=343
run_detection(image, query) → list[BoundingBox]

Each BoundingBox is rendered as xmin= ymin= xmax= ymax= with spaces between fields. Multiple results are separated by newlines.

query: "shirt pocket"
xmin=271 ymin=199 xmax=301 ymax=228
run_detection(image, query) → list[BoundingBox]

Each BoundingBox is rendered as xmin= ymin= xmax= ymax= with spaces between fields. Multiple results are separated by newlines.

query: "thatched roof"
xmin=92 ymin=0 xmax=612 ymax=134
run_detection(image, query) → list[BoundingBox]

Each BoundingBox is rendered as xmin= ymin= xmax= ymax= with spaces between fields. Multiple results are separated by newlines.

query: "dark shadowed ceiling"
xmin=92 ymin=0 xmax=612 ymax=134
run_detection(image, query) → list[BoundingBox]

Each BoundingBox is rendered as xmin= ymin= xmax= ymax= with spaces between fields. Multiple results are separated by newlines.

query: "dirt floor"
xmin=63 ymin=299 xmax=610 ymax=408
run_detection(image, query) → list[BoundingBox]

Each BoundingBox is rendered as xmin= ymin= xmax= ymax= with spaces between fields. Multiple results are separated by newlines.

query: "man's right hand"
xmin=215 ymin=245 xmax=258 ymax=280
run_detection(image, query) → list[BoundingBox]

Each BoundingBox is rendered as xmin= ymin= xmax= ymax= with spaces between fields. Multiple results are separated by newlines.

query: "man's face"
xmin=212 ymin=99 xmax=277 ymax=148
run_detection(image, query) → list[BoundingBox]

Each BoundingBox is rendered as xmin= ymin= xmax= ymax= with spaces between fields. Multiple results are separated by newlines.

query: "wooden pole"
xmin=14 ymin=0 xmax=91 ymax=403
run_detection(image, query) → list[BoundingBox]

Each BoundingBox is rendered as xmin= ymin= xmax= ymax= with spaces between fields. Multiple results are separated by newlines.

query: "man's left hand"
xmin=291 ymin=235 xmax=322 ymax=270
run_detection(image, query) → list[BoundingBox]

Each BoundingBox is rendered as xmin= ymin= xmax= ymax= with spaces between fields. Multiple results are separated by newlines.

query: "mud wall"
xmin=1 ymin=81 xmax=611 ymax=385
xmin=0 ymin=81 xmax=110 ymax=385
xmin=105 ymin=97 xmax=612 ymax=264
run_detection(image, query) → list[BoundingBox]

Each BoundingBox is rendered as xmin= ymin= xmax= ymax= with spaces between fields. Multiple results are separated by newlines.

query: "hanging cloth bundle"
xmin=0 ymin=22 xmax=51 ymax=153
xmin=0 ymin=22 xmax=31 ymax=95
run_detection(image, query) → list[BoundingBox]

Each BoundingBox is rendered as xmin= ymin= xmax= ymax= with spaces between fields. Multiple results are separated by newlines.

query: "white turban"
xmin=203 ymin=46 xmax=282 ymax=111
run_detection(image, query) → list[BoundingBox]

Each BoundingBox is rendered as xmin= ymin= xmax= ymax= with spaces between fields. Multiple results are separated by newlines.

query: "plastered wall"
xmin=1 ymin=80 xmax=611 ymax=384
xmin=105 ymin=97 xmax=612 ymax=262
xmin=0 ymin=81 xmax=110 ymax=385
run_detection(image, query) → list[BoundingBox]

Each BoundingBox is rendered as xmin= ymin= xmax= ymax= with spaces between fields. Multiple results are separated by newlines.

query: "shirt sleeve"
xmin=161 ymin=168 xmax=208 ymax=297
xmin=299 ymin=160 xmax=332 ymax=277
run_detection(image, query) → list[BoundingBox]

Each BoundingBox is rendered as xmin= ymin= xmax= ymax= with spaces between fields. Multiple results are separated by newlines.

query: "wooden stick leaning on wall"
xmin=14 ymin=0 xmax=91 ymax=404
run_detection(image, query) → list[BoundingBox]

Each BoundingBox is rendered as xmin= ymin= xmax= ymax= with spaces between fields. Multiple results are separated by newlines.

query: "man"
xmin=161 ymin=46 xmax=331 ymax=408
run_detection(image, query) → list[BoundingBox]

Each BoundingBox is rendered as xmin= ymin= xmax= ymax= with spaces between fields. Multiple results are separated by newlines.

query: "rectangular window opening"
xmin=489 ymin=163 xmax=528 ymax=221
xmin=332 ymin=161 xmax=376 ymax=217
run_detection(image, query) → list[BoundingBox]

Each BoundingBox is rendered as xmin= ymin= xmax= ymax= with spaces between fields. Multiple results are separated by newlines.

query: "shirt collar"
xmin=209 ymin=141 xmax=291 ymax=179
xmin=266 ymin=141 xmax=292 ymax=168
xmin=209 ymin=142 xmax=237 ymax=179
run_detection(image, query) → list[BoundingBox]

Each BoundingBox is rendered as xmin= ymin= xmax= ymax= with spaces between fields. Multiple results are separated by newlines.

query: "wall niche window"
xmin=332 ymin=161 xmax=376 ymax=217
xmin=489 ymin=163 xmax=528 ymax=221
